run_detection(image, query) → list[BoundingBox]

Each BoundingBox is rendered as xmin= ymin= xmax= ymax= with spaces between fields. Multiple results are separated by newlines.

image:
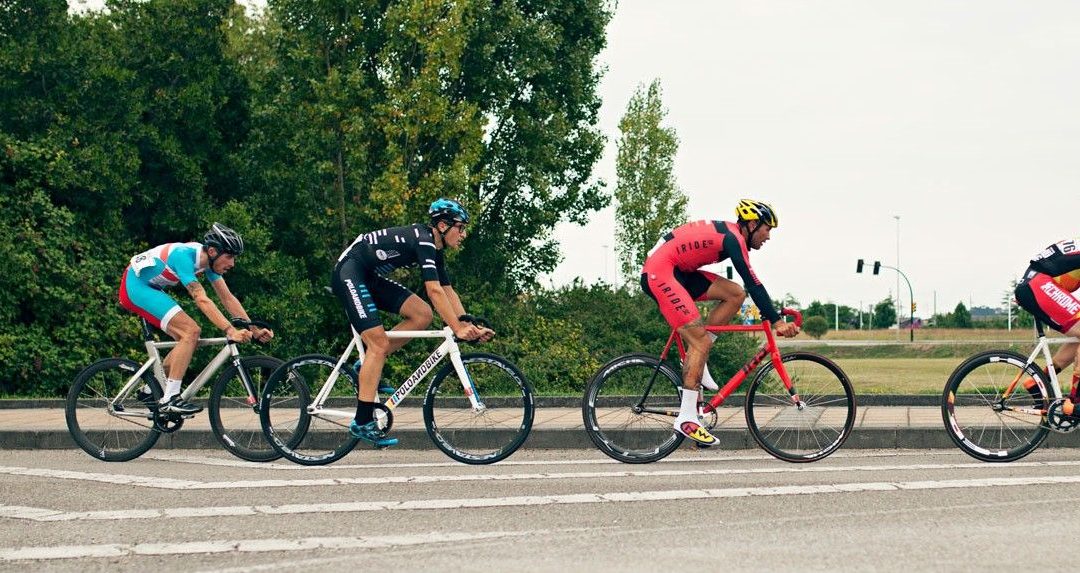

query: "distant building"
xmin=970 ymin=306 xmax=1005 ymax=322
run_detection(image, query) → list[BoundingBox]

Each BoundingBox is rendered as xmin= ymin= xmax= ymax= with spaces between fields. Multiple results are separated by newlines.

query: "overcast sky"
xmin=547 ymin=0 xmax=1080 ymax=316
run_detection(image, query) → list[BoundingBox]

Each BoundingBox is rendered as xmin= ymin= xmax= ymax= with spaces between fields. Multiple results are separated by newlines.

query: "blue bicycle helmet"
xmin=429 ymin=198 xmax=469 ymax=225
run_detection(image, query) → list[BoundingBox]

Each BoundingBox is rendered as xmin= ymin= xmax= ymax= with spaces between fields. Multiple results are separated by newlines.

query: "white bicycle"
xmin=259 ymin=326 xmax=534 ymax=465
xmin=943 ymin=319 xmax=1078 ymax=462
xmin=66 ymin=318 xmax=287 ymax=462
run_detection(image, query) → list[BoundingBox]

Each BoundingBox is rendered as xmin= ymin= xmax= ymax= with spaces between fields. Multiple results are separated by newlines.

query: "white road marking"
xmin=1 ymin=459 xmax=1078 ymax=490
xmin=0 ymin=530 xmax=533 ymax=562
xmin=2 ymin=473 xmax=1080 ymax=523
xmin=143 ymin=449 xmax=930 ymax=469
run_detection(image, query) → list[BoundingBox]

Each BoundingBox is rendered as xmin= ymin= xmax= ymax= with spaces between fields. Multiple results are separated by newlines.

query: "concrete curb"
xmin=9 ymin=427 xmax=1080 ymax=452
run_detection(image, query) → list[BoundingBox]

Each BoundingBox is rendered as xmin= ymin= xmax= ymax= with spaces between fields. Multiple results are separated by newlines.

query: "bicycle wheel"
xmin=745 ymin=352 xmax=856 ymax=463
xmin=423 ymin=353 xmax=534 ymax=464
xmin=65 ymin=358 xmax=163 ymax=462
xmin=582 ymin=353 xmax=684 ymax=464
xmin=260 ymin=354 xmax=356 ymax=466
xmin=942 ymin=350 xmax=1050 ymax=462
xmin=208 ymin=355 xmax=285 ymax=462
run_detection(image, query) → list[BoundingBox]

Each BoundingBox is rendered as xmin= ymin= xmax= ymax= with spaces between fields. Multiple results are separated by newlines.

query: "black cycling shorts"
xmin=331 ymin=256 xmax=413 ymax=333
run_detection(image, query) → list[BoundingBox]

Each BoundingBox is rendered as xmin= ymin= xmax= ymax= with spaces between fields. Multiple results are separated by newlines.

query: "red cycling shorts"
xmin=1015 ymin=270 xmax=1080 ymax=333
xmin=640 ymin=265 xmax=718 ymax=329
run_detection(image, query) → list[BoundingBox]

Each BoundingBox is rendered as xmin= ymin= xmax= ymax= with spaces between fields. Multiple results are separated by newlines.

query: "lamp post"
xmin=857 ymin=258 xmax=915 ymax=342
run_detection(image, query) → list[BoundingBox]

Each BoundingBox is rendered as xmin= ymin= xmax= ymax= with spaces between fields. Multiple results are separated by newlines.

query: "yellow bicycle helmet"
xmin=735 ymin=199 xmax=779 ymax=228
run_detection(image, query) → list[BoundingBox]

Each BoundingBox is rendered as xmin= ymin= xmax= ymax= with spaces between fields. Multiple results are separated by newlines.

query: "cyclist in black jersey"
xmin=331 ymin=198 xmax=493 ymax=447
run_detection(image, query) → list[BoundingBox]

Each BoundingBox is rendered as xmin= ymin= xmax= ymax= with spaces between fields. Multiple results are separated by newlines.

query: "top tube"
xmin=700 ymin=308 xmax=803 ymax=333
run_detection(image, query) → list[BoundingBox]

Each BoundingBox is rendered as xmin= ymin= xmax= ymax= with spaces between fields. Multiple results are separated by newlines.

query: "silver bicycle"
xmin=259 ymin=326 xmax=534 ymax=465
xmin=942 ymin=319 xmax=1078 ymax=462
xmin=66 ymin=318 xmax=292 ymax=462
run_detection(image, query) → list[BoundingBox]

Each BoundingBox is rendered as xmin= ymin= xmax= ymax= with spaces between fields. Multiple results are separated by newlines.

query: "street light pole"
xmin=856 ymin=258 xmax=915 ymax=342
xmin=894 ymin=215 xmax=901 ymax=338
xmin=879 ymin=262 xmax=914 ymax=342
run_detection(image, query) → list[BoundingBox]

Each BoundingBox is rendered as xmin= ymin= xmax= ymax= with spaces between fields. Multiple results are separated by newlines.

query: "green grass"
xmin=833 ymin=357 xmax=963 ymax=395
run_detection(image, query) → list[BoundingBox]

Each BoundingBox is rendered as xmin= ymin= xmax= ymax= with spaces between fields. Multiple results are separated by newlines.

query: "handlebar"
xmin=781 ymin=308 xmax=803 ymax=328
xmin=227 ymin=317 xmax=274 ymax=344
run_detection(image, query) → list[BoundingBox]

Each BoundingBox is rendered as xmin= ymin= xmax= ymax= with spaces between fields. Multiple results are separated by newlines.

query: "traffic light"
xmin=911 ymin=302 xmax=917 ymax=313
xmin=872 ymin=261 xmax=881 ymax=275
xmin=856 ymin=259 xmax=864 ymax=273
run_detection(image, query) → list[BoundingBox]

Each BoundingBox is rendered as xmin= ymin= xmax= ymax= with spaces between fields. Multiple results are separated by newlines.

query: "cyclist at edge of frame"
xmin=118 ymin=223 xmax=274 ymax=415
xmin=332 ymin=198 xmax=494 ymax=448
xmin=1014 ymin=236 xmax=1080 ymax=414
xmin=640 ymin=199 xmax=800 ymax=447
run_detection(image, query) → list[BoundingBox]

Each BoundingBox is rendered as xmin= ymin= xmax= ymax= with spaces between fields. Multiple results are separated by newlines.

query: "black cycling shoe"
xmin=136 ymin=386 xmax=156 ymax=408
xmin=159 ymin=396 xmax=203 ymax=415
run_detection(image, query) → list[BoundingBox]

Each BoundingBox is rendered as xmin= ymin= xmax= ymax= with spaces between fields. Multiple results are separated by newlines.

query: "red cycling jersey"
xmin=641 ymin=220 xmax=780 ymax=329
xmin=1015 ymin=237 xmax=1080 ymax=332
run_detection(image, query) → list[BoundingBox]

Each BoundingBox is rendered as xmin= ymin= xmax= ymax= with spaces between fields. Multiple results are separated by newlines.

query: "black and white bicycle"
xmin=259 ymin=326 xmax=534 ymax=466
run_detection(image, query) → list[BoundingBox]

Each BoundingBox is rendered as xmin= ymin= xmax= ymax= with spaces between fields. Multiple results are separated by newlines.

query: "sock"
xmin=676 ymin=388 xmax=699 ymax=422
xmin=160 ymin=379 xmax=182 ymax=402
xmin=355 ymin=400 xmax=375 ymax=425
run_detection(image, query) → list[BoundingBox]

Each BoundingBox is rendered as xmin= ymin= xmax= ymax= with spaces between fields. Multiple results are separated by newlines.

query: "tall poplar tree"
xmin=613 ymin=79 xmax=687 ymax=281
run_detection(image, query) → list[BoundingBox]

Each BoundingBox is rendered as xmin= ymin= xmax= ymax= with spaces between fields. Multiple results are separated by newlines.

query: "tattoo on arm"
xmin=186 ymin=282 xmax=206 ymax=300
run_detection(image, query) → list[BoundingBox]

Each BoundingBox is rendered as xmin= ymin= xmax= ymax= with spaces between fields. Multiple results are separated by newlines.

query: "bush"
xmin=803 ymin=316 xmax=829 ymax=339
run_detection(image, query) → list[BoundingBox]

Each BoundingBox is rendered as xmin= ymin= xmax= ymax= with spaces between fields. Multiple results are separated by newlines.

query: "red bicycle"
xmin=582 ymin=309 xmax=856 ymax=463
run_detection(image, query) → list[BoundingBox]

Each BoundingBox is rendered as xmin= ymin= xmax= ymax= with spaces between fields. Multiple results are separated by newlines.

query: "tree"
xmin=872 ymin=297 xmax=897 ymax=329
xmin=613 ymin=79 xmax=687 ymax=281
xmin=1003 ymin=279 xmax=1034 ymax=329
xmin=951 ymin=302 xmax=973 ymax=328
xmin=802 ymin=316 xmax=829 ymax=339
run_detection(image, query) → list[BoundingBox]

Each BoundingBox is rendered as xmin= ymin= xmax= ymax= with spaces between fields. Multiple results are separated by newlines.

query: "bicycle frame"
xmin=659 ymin=320 xmax=800 ymax=414
xmin=109 ymin=332 xmax=256 ymax=418
xmin=305 ymin=326 xmax=481 ymax=421
xmin=629 ymin=308 xmax=805 ymax=419
xmin=1000 ymin=321 xmax=1068 ymax=414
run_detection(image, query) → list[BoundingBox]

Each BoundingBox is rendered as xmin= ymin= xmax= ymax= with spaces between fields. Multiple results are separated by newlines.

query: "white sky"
xmin=547 ymin=0 xmax=1080 ymax=316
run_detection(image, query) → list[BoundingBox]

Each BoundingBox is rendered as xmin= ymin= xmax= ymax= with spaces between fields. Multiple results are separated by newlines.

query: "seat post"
xmin=140 ymin=318 xmax=154 ymax=341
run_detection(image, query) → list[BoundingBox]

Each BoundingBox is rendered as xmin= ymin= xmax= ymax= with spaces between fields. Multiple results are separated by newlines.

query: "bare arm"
xmin=210 ymin=278 xmax=247 ymax=321
xmin=425 ymin=281 xmax=481 ymax=339
xmin=186 ymin=281 xmax=237 ymax=333
xmin=209 ymin=278 xmax=274 ymax=342
xmin=442 ymin=285 xmax=467 ymax=318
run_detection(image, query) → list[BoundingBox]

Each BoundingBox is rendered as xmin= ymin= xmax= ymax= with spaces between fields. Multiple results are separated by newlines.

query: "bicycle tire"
xmin=582 ymin=353 xmax=684 ymax=464
xmin=65 ymin=358 xmax=163 ymax=462
xmin=423 ymin=353 xmax=534 ymax=464
xmin=745 ymin=352 xmax=856 ymax=463
xmin=260 ymin=354 xmax=355 ymax=466
xmin=208 ymin=355 xmax=286 ymax=462
xmin=942 ymin=350 xmax=1050 ymax=462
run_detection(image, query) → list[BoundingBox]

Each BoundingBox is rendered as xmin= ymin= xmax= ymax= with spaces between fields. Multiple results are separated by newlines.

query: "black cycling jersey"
xmin=1028 ymin=237 xmax=1080 ymax=279
xmin=337 ymin=223 xmax=451 ymax=286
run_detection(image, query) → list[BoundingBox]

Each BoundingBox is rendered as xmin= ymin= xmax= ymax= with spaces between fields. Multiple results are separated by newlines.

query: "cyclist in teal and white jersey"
xmin=118 ymin=223 xmax=274 ymax=414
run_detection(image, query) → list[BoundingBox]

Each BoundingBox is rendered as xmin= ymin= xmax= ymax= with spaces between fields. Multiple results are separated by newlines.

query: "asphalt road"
xmin=1 ymin=446 xmax=1077 ymax=572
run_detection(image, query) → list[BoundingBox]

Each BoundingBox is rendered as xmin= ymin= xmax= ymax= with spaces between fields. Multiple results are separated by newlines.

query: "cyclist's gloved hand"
xmin=459 ymin=315 xmax=495 ymax=342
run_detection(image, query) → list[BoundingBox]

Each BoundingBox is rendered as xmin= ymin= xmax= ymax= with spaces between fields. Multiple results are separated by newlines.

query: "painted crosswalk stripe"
xmin=1 ymin=459 xmax=1079 ymax=490
xmin=2 ymin=473 xmax=1080 ymax=523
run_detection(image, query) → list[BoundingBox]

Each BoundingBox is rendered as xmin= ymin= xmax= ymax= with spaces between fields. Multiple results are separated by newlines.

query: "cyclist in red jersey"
xmin=640 ymin=199 xmax=800 ymax=446
xmin=1014 ymin=237 xmax=1080 ymax=415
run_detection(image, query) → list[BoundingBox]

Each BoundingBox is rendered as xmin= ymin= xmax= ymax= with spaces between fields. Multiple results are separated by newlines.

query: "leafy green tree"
xmin=872 ymin=297 xmax=897 ymax=329
xmin=951 ymin=302 xmax=972 ymax=328
xmin=802 ymin=316 xmax=829 ymax=339
xmin=613 ymin=79 xmax=687 ymax=281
